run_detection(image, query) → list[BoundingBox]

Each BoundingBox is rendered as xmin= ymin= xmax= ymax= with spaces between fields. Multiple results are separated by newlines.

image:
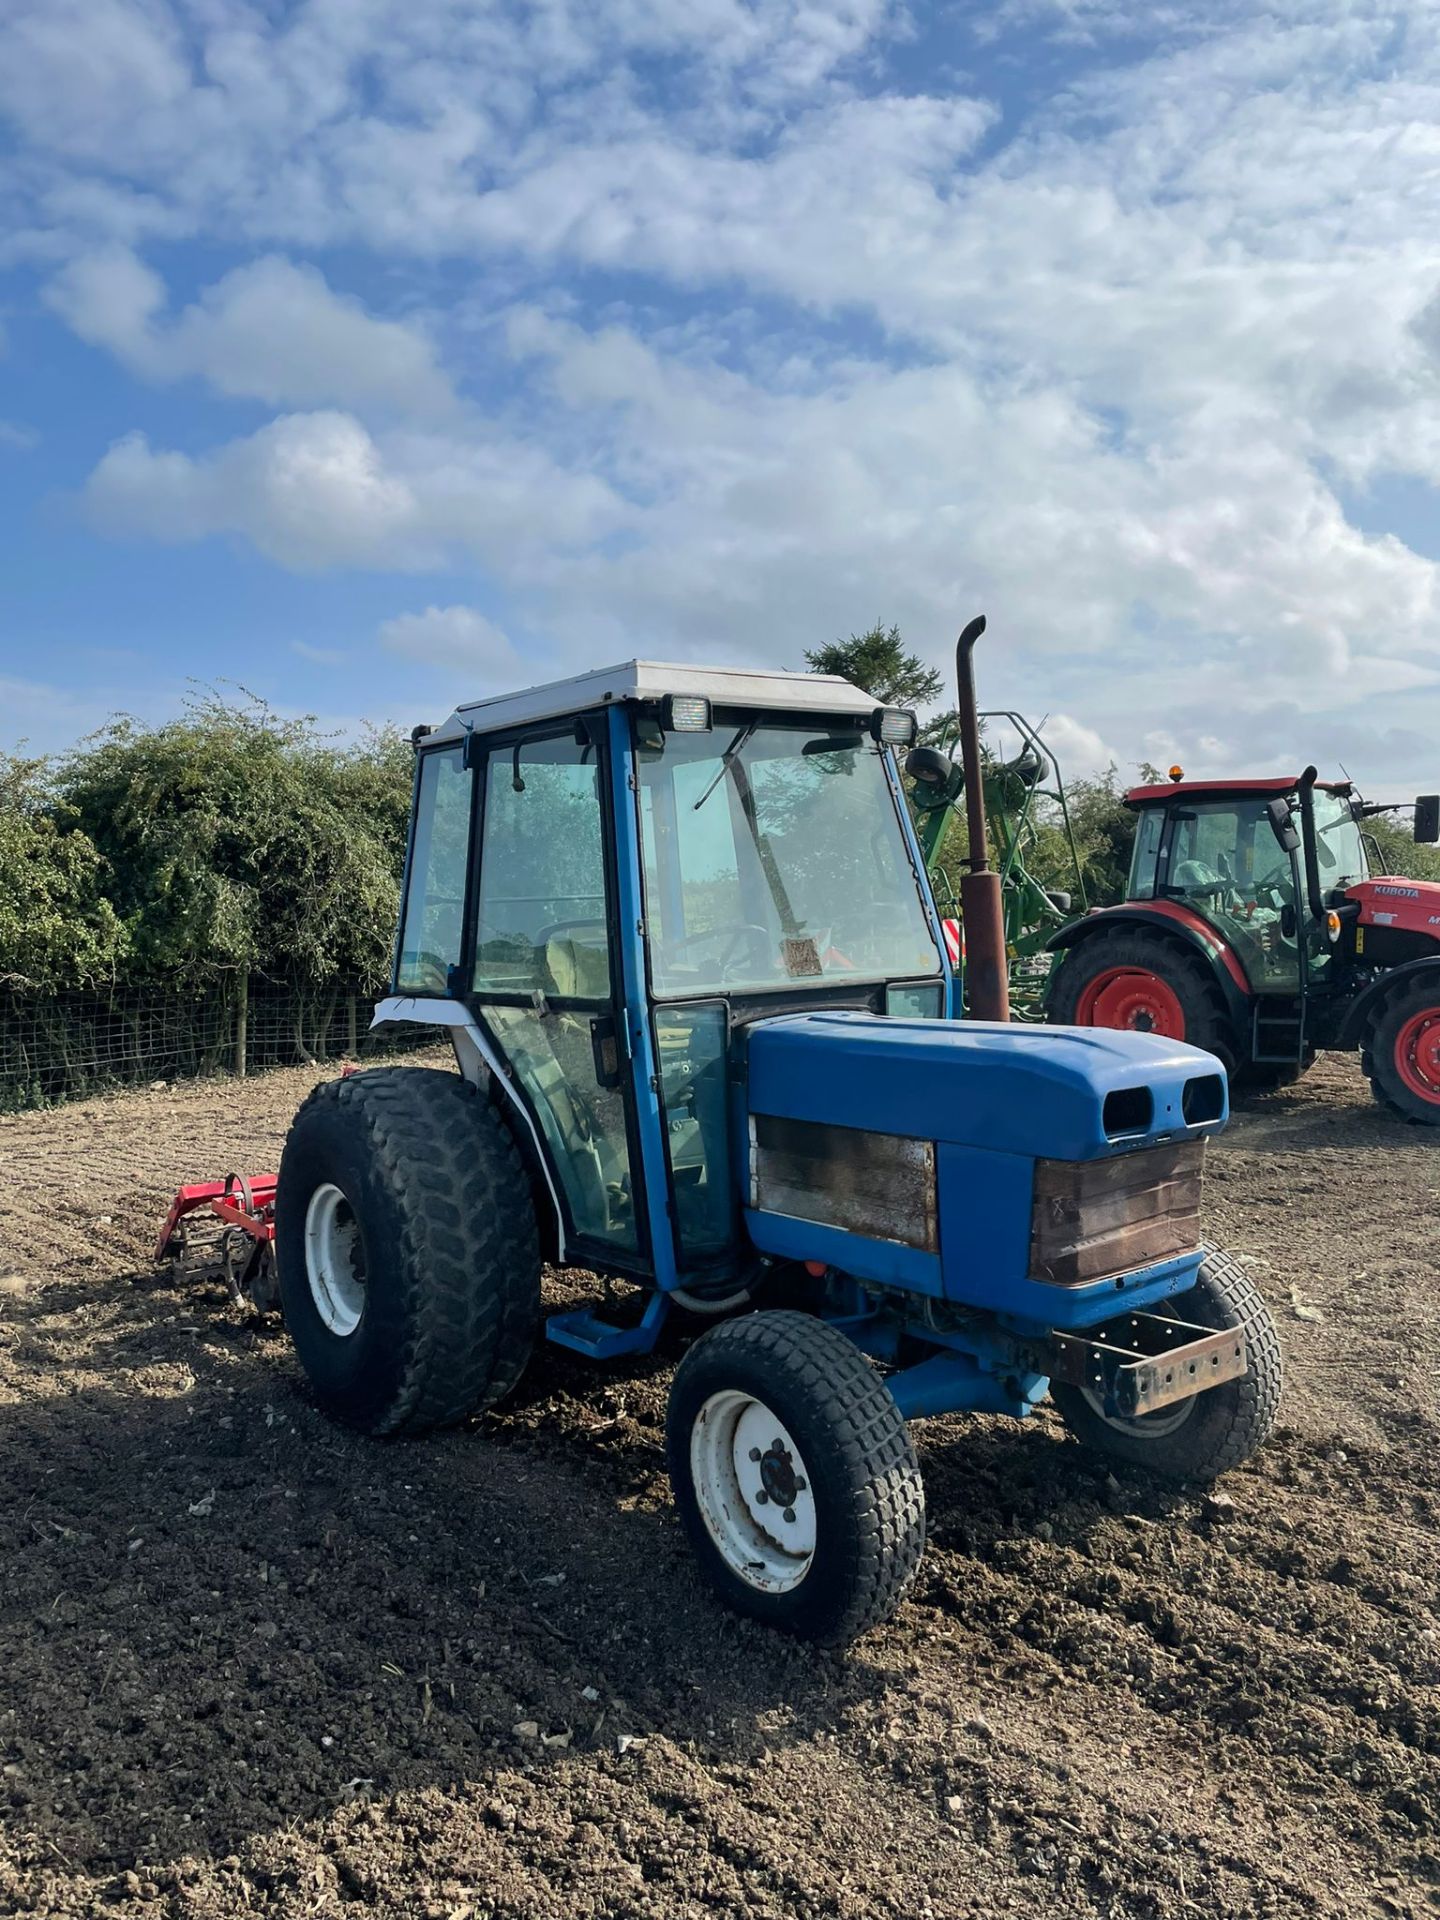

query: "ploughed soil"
xmin=0 ymin=1054 xmax=1436 ymax=1919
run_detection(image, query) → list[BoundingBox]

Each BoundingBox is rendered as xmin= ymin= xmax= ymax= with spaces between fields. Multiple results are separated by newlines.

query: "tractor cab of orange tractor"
xmin=1046 ymin=768 xmax=1440 ymax=1121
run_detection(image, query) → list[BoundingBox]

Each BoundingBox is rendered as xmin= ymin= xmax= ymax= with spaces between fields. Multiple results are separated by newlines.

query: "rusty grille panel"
xmin=749 ymin=1114 xmax=938 ymax=1252
xmin=1030 ymin=1138 xmax=1204 ymax=1286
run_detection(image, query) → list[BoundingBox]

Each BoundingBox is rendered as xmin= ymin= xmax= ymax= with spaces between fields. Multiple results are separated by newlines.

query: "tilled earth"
xmin=0 ymin=1055 xmax=1436 ymax=1919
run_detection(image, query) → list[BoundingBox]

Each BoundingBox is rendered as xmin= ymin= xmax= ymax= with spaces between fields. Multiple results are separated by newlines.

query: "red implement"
xmin=155 ymin=1173 xmax=279 ymax=1312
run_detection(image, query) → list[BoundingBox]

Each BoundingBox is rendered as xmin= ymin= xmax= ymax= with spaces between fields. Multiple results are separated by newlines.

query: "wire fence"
xmin=0 ymin=977 xmax=440 ymax=1113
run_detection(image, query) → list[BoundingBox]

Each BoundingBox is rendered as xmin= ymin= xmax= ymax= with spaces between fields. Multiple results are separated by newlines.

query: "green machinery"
xmin=906 ymin=710 xmax=1088 ymax=1015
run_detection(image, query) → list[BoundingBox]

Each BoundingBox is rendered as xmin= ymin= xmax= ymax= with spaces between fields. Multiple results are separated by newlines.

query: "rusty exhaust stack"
xmin=955 ymin=613 xmax=1010 ymax=1022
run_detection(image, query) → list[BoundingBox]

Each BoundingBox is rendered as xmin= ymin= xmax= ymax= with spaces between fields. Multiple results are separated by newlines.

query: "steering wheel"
xmin=1171 ymin=859 xmax=1229 ymax=901
xmin=664 ymin=923 xmax=772 ymax=979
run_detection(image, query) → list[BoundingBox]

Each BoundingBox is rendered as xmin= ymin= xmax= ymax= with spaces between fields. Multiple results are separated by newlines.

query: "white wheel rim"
xmin=303 ymin=1183 xmax=366 ymax=1338
xmin=690 ymin=1391 xmax=817 ymax=1594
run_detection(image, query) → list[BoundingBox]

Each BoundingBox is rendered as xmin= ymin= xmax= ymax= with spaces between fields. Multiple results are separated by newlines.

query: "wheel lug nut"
xmin=782 ymin=1507 xmax=796 ymax=1524
xmin=754 ymin=1489 xmax=768 ymax=1505
xmin=748 ymin=1448 xmax=761 ymax=1462
xmin=794 ymin=1478 xmax=806 ymax=1492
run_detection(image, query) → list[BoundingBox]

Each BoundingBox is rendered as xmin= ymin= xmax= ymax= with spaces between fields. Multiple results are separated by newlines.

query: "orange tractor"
xmin=1046 ymin=767 xmax=1440 ymax=1120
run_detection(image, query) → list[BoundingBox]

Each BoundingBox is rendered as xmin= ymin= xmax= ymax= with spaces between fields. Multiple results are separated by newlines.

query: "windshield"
xmin=638 ymin=719 xmax=941 ymax=996
xmin=1311 ymin=788 xmax=1367 ymax=887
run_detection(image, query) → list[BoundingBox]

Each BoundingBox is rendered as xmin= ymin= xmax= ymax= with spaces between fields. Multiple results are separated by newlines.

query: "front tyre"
xmin=1365 ymin=979 xmax=1440 ymax=1123
xmin=275 ymin=1067 xmax=540 ymax=1435
xmin=1051 ymin=1248 xmax=1281 ymax=1481
xmin=666 ymin=1312 xmax=925 ymax=1645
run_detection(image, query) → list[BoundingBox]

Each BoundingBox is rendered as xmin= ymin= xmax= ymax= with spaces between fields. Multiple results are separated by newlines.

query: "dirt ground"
xmin=0 ymin=1054 xmax=1437 ymax=1920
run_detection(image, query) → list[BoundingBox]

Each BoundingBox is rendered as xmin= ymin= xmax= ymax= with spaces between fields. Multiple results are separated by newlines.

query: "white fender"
xmin=370 ymin=996 xmax=566 ymax=1262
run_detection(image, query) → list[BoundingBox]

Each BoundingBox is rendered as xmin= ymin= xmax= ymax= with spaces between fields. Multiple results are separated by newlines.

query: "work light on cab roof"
xmin=169 ymin=619 xmax=1284 ymax=1649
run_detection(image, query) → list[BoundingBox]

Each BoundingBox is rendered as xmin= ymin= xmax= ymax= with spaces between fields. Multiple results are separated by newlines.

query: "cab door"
xmin=465 ymin=720 xmax=647 ymax=1265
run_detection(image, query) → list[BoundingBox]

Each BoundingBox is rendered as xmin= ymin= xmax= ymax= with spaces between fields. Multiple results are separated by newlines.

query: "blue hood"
xmin=744 ymin=1011 xmax=1227 ymax=1161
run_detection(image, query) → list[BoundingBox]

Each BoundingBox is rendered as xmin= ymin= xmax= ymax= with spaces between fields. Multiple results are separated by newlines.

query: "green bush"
xmin=0 ymin=694 xmax=414 ymax=996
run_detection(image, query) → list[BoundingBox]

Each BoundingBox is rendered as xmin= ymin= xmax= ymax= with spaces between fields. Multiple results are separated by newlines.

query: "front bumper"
xmin=1039 ymin=1311 xmax=1248 ymax=1420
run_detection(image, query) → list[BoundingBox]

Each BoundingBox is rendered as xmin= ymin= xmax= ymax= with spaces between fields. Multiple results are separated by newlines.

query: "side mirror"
xmin=1416 ymin=794 xmax=1440 ymax=844
xmin=905 ymin=745 xmax=963 ymax=808
xmin=1265 ymin=796 xmax=1300 ymax=854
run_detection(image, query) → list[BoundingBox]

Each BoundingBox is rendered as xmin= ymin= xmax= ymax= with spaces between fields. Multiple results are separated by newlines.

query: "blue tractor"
xmin=274 ymin=621 xmax=1281 ymax=1644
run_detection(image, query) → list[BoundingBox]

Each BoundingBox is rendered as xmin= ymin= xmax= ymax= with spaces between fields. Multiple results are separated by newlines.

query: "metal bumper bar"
xmin=1044 ymin=1312 xmax=1248 ymax=1420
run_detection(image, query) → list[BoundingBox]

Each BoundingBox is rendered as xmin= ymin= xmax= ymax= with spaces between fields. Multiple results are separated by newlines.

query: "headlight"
xmin=870 ymin=707 xmax=918 ymax=747
xmin=662 ymin=693 xmax=712 ymax=732
xmin=1030 ymin=1140 xmax=1204 ymax=1286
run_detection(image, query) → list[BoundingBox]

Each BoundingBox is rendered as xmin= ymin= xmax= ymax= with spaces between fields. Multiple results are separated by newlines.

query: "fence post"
xmin=234 ymin=973 xmax=248 ymax=1079
xmin=347 ymin=994 xmax=358 ymax=1058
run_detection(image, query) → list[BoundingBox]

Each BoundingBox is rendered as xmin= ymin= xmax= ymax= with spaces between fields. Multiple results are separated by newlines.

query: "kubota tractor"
xmin=246 ymin=618 xmax=1283 ymax=1646
xmin=1045 ymin=767 xmax=1440 ymax=1120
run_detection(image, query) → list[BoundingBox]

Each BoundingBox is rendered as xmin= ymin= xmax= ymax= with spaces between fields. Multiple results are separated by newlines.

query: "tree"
xmin=1363 ymin=812 xmax=1440 ymax=884
xmin=0 ymin=752 xmax=125 ymax=991
xmin=804 ymin=622 xmax=944 ymax=711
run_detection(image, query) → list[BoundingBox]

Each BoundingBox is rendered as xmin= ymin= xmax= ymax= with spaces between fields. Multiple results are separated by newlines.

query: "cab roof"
xmin=1125 ymin=775 xmax=1352 ymax=809
xmin=427 ymin=659 xmax=878 ymax=745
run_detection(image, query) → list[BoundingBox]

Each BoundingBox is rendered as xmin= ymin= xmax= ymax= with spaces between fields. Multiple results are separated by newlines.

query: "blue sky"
xmin=3 ymin=1 xmax=1440 ymax=793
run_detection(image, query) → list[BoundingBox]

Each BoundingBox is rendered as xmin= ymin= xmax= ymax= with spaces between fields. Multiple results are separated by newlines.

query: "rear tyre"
xmin=1364 ymin=979 xmax=1440 ymax=1124
xmin=666 ymin=1312 xmax=926 ymax=1645
xmin=275 ymin=1067 xmax=540 ymax=1434
xmin=1047 ymin=928 xmax=1239 ymax=1074
xmin=1051 ymin=1248 xmax=1281 ymax=1482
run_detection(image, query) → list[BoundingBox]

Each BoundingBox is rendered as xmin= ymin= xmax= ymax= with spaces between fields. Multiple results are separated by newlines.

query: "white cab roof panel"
xmin=428 ymin=659 xmax=878 ymax=744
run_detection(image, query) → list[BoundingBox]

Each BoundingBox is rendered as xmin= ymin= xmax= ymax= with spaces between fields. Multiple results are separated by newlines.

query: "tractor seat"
xmin=543 ymin=928 xmax=612 ymax=1002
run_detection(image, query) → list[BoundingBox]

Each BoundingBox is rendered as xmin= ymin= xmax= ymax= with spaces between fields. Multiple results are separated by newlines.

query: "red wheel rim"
xmin=1393 ymin=1007 xmax=1440 ymax=1104
xmin=1075 ymin=966 xmax=1186 ymax=1039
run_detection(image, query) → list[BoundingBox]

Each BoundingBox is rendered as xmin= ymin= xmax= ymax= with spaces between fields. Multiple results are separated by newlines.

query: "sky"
xmin=2 ymin=1 xmax=1440 ymax=795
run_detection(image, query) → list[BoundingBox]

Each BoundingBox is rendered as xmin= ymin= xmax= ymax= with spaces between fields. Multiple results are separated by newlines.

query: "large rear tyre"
xmin=1047 ymin=928 xmax=1239 ymax=1074
xmin=1364 ymin=979 xmax=1440 ymax=1124
xmin=666 ymin=1312 xmax=925 ymax=1645
xmin=1051 ymin=1248 xmax=1281 ymax=1482
xmin=275 ymin=1068 xmax=540 ymax=1435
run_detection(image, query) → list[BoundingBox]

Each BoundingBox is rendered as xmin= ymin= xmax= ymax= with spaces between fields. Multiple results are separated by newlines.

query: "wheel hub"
xmin=758 ymin=1442 xmax=800 ymax=1508
xmin=1077 ymin=965 xmax=1186 ymax=1040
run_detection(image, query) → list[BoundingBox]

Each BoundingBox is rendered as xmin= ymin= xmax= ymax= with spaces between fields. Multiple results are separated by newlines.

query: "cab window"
xmin=396 ymin=747 xmax=471 ymax=994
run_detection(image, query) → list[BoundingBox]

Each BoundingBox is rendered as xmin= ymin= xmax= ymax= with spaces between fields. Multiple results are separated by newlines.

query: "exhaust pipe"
xmin=1296 ymin=764 xmax=1325 ymax=923
xmin=954 ymin=614 xmax=1010 ymax=1022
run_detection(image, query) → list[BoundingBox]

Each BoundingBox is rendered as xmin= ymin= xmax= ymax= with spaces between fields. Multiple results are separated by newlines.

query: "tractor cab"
xmin=1122 ymin=774 xmax=1370 ymax=997
xmin=389 ymin=661 xmax=950 ymax=1283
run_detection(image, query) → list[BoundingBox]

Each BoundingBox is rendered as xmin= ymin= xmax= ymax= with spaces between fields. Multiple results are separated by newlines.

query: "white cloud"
xmin=13 ymin=1 xmax=1440 ymax=787
xmin=379 ymin=605 xmax=519 ymax=674
xmin=0 ymin=420 xmax=38 ymax=450
xmin=79 ymin=409 xmax=625 ymax=571
xmin=290 ymin=640 xmax=346 ymax=667
xmin=47 ymin=249 xmax=453 ymax=415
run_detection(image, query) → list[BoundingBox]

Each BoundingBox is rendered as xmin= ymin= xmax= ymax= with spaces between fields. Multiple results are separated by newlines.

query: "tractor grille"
xmin=1029 ymin=1139 xmax=1204 ymax=1287
xmin=749 ymin=1113 xmax=939 ymax=1252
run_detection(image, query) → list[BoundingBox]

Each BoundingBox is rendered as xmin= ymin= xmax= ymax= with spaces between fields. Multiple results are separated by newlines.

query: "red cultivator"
xmin=155 ymin=1173 xmax=280 ymax=1313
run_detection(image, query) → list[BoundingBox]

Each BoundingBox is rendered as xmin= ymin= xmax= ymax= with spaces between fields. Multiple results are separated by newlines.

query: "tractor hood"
xmin=1349 ymin=876 xmax=1440 ymax=938
xmin=745 ymin=1010 xmax=1227 ymax=1162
